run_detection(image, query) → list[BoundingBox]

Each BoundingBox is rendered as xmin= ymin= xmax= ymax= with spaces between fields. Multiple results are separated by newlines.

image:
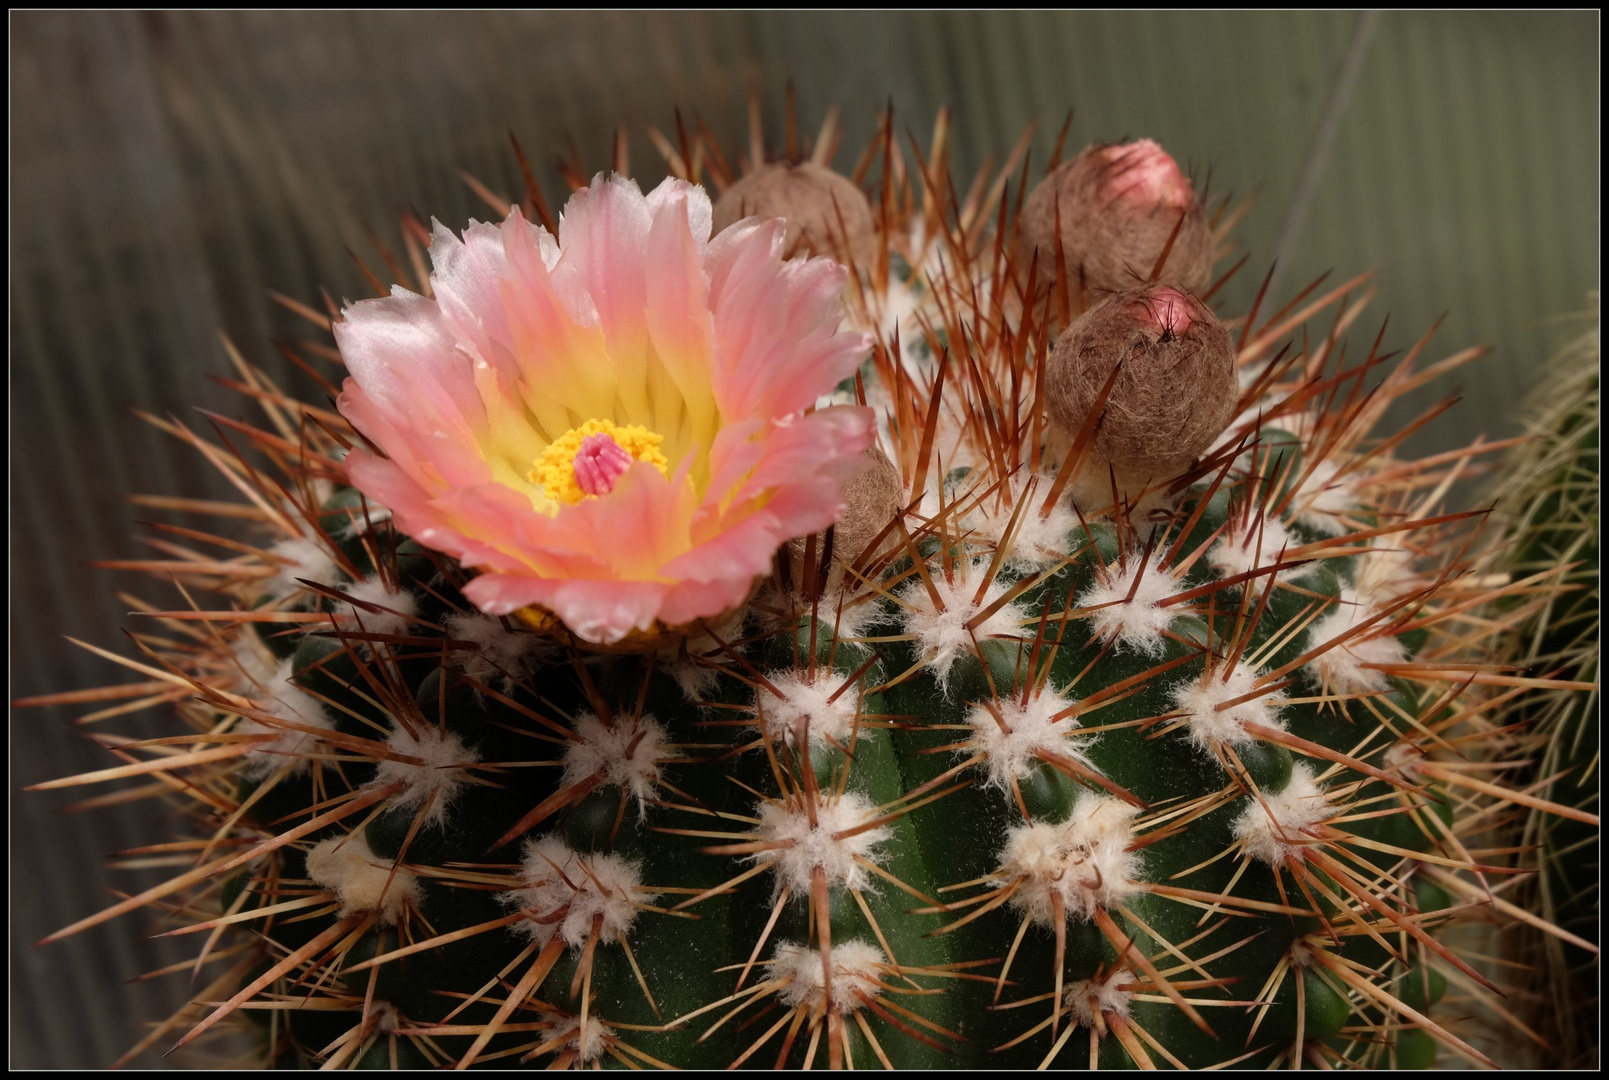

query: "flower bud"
xmin=712 ymin=162 xmax=877 ymax=267
xmin=1046 ymin=285 xmax=1236 ymax=489
xmin=786 ymin=445 xmax=904 ymax=596
xmin=1017 ymin=139 xmax=1213 ymax=301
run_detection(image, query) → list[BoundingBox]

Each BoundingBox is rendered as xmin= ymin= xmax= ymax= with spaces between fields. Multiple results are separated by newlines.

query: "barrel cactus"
xmin=1482 ymin=300 xmax=1599 ymax=1068
xmin=25 ymin=105 xmax=1594 ymax=1070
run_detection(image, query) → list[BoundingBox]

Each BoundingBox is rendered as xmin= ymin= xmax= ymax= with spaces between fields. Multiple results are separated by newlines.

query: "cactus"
xmin=25 ymin=106 xmax=1596 ymax=1070
xmin=1483 ymin=300 xmax=1599 ymax=1068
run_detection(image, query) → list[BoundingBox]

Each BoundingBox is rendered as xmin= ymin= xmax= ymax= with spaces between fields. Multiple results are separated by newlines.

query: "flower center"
xmin=530 ymin=419 xmax=669 ymax=505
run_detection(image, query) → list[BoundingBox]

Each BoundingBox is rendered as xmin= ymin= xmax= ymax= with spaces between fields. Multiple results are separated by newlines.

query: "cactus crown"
xmin=26 ymin=105 xmax=1593 ymax=1071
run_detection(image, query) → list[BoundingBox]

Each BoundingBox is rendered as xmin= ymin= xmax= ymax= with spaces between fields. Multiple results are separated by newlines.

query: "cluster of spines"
xmin=19 ymin=100 xmax=1597 ymax=1072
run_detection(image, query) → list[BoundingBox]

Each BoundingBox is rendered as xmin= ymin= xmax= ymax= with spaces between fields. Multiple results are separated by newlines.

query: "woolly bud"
xmin=1046 ymin=285 xmax=1237 ymax=489
xmin=785 ymin=445 xmax=904 ymax=597
xmin=1017 ymin=139 xmax=1213 ymax=301
xmin=712 ymin=162 xmax=877 ymax=266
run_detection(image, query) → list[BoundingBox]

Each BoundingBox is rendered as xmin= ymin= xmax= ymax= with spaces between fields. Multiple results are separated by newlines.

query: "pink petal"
xmin=552 ymin=173 xmax=654 ymax=419
xmin=334 ymin=289 xmax=485 ymax=443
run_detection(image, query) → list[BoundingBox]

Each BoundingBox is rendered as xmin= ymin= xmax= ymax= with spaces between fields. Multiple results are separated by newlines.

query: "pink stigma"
xmin=573 ymin=432 xmax=633 ymax=497
xmin=1101 ymin=139 xmax=1193 ymax=211
xmin=1134 ymin=287 xmax=1194 ymax=337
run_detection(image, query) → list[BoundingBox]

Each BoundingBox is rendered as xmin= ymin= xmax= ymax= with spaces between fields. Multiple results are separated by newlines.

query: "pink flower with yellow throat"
xmin=334 ymin=174 xmax=876 ymax=644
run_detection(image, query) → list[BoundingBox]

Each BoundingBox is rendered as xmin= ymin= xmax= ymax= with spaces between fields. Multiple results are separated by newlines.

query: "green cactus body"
xmin=1484 ymin=301 xmax=1599 ymax=1068
xmin=27 ymin=116 xmax=1578 ymax=1071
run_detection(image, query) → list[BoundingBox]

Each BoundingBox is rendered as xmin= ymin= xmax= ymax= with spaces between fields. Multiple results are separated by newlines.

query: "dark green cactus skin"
xmin=211 ymin=459 xmax=1460 ymax=1070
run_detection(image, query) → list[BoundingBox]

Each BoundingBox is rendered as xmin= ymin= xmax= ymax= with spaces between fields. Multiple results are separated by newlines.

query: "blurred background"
xmin=10 ymin=10 xmax=1599 ymax=1068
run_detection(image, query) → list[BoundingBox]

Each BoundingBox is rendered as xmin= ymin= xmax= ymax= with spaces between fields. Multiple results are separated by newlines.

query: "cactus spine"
xmin=26 ymin=106 xmax=1595 ymax=1070
xmin=1483 ymin=299 xmax=1599 ymax=1068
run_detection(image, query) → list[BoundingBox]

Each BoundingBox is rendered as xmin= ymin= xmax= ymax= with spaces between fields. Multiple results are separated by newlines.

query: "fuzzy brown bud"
xmin=712 ymin=162 xmax=877 ymax=267
xmin=785 ymin=445 xmax=905 ymax=597
xmin=1017 ymin=139 xmax=1213 ymax=302
xmin=1046 ymin=285 xmax=1236 ymax=491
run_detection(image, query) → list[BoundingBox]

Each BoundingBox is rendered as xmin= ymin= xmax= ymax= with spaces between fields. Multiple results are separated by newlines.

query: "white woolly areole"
xmin=562 ymin=712 xmax=667 ymax=815
xmin=664 ymin=658 xmax=722 ymax=702
xmin=1076 ymin=555 xmax=1178 ymax=657
xmin=538 ymin=1011 xmax=612 ymax=1064
xmin=1288 ymin=938 xmax=1319 ymax=970
xmin=1303 ymin=587 xmax=1407 ymax=694
xmin=966 ymin=474 xmax=1079 ymax=572
xmin=331 ymin=576 xmax=417 ymax=639
xmin=1208 ymin=516 xmax=1313 ymax=584
xmin=1064 ymin=967 xmax=1135 ymax=1030
xmin=755 ymin=793 xmax=891 ymax=896
xmin=266 ymin=537 xmax=342 ymax=601
xmin=446 ymin=613 xmax=552 ymax=692
xmin=771 ymin=939 xmax=888 ymax=1014
xmin=755 ymin=669 xmax=861 ymax=747
xmin=305 ymin=834 xmax=419 ymax=924
xmin=229 ymin=629 xmax=278 ymax=690
xmin=897 ymin=559 xmax=1025 ymax=690
xmin=1353 ymin=536 xmax=1423 ymax=604
xmin=1168 ymin=663 xmax=1287 ymax=751
xmin=997 ymin=796 xmax=1144 ymax=926
xmin=647 ymin=604 xmax=748 ymax=702
xmin=1383 ymin=741 xmax=1430 ymax=781
xmin=372 ymin=723 xmax=478 ymax=827
xmin=1290 ymin=460 xmax=1357 ymax=536
xmin=1232 ymin=762 xmax=1334 ymax=865
xmin=965 ymin=689 xmax=1096 ymax=789
xmin=502 ymin=835 xmax=655 ymax=949
xmin=241 ymin=657 xmax=334 ymax=776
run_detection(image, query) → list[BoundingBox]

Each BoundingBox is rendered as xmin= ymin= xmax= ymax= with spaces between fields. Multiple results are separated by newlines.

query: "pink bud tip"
xmin=1133 ymin=287 xmax=1194 ymax=336
xmin=573 ymin=432 xmax=633 ymax=497
xmin=1100 ymin=139 xmax=1194 ymax=211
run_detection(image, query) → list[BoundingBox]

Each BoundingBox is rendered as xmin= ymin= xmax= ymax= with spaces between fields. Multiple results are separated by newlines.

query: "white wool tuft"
xmin=1290 ymin=460 xmax=1358 ymax=536
xmin=1303 ymin=587 xmax=1407 ymax=694
xmin=447 ymin=613 xmax=552 ymax=692
xmin=649 ymin=605 xmax=747 ymax=702
xmin=1208 ymin=516 xmax=1314 ymax=585
xmin=1169 ymin=663 xmax=1287 ymax=751
xmin=756 ymin=793 xmax=891 ymax=896
xmin=371 ymin=1000 xmax=401 ymax=1034
xmin=562 ymin=712 xmax=667 ymax=814
xmin=771 ymin=939 xmax=888 ymax=1014
xmin=1064 ymin=967 xmax=1135 ymax=1030
xmin=373 ymin=723 xmax=478 ymax=827
xmin=241 ymin=657 xmax=334 ymax=776
xmin=897 ymin=559 xmax=1025 ymax=690
xmin=503 ymin=836 xmax=656 ymax=949
xmin=997 ymin=795 xmax=1144 ymax=926
xmin=1076 ymin=555 xmax=1178 ymax=657
xmin=666 ymin=659 xmax=722 ymax=701
xmin=1232 ymin=762 xmax=1334 ymax=865
xmin=965 ymin=689 xmax=1097 ymax=790
xmin=966 ymin=474 xmax=1079 ymax=572
xmin=1383 ymin=741 xmax=1429 ymax=781
xmin=305 ymin=834 xmax=419 ymax=924
xmin=755 ymin=669 xmax=862 ymax=747
xmin=537 ymin=1012 xmax=612 ymax=1064
xmin=332 ymin=576 xmax=417 ymax=639
xmin=1353 ymin=536 xmax=1423 ymax=603
xmin=266 ymin=537 xmax=342 ymax=601
xmin=229 ymin=629 xmax=279 ymax=690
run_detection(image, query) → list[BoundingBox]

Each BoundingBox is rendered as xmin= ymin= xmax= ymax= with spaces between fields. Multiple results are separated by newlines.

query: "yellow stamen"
xmin=530 ymin=419 xmax=668 ymax=505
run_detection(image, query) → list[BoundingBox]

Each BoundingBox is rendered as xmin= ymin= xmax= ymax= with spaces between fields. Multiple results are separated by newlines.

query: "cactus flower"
xmin=334 ymin=174 xmax=875 ymax=644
